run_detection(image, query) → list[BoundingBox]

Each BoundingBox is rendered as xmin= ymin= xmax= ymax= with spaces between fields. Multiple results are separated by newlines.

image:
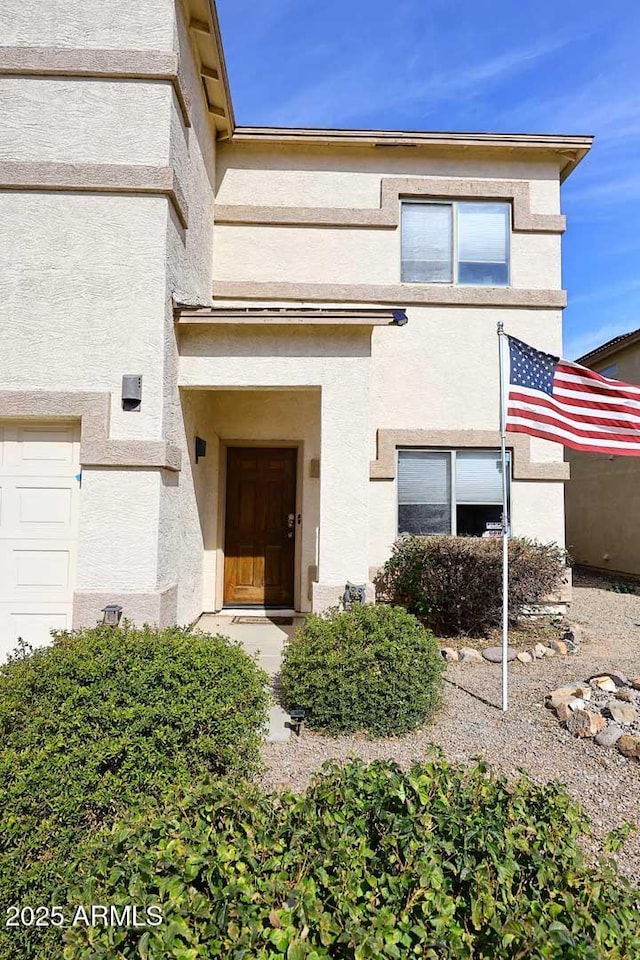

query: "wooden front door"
xmin=224 ymin=447 xmax=297 ymax=607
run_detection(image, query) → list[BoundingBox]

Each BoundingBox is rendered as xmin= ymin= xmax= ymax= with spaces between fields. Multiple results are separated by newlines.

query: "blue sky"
xmin=217 ymin=0 xmax=640 ymax=359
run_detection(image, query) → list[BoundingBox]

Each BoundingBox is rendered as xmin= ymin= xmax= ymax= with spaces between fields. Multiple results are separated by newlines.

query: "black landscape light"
xmin=101 ymin=604 xmax=123 ymax=627
xmin=289 ymin=708 xmax=306 ymax=737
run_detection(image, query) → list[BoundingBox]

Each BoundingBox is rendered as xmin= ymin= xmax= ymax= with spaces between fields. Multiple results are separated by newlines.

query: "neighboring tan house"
xmin=0 ymin=0 xmax=592 ymax=656
xmin=565 ymin=329 xmax=640 ymax=579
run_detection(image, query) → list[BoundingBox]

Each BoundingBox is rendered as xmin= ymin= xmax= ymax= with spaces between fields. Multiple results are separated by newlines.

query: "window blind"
xmin=455 ymin=451 xmax=505 ymax=503
xmin=401 ymin=203 xmax=452 ymax=282
xmin=457 ymin=203 xmax=509 ymax=264
xmin=398 ymin=451 xmax=450 ymax=504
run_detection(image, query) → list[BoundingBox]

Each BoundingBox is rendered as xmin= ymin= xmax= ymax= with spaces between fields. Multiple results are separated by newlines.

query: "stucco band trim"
xmin=215 ymin=177 xmax=565 ymax=233
xmin=370 ymin=429 xmax=569 ymax=481
xmin=0 ymin=391 xmax=181 ymax=471
xmin=0 ymin=47 xmax=191 ymax=127
xmin=73 ymin=584 xmax=178 ymax=629
xmin=0 ymin=162 xmax=189 ymax=228
xmin=212 ymin=281 xmax=566 ymax=309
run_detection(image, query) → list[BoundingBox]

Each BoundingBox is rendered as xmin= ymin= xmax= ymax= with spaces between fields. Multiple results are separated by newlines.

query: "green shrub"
xmin=280 ymin=604 xmax=443 ymax=736
xmin=0 ymin=623 xmax=269 ymax=960
xmin=377 ymin=535 xmax=567 ymax=636
xmin=64 ymin=757 xmax=640 ymax=960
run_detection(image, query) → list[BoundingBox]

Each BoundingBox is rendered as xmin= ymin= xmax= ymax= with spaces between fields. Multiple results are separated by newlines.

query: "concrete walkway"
xmin=195 ymin=614 xmax=305 ymax=741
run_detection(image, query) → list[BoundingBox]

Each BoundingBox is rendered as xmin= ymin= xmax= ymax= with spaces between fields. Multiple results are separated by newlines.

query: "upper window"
xmin=398 ymin=449 xmax=510 ymax=537
xmin=598 ymin=363 xmax=618 ymax=378
xmin=401 ymin=201 xmax=510 ymax=286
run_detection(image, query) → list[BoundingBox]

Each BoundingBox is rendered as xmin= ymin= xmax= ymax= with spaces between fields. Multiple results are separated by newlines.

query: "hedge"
xmin=63 ymin=757 xmax=640 ymax=960
xmin=0 ymin=624 xmax=269 ymax=960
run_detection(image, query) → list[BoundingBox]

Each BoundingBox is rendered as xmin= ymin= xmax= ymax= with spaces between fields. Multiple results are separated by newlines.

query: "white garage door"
xmin=0 ymin=422 xmax=80 ymax=660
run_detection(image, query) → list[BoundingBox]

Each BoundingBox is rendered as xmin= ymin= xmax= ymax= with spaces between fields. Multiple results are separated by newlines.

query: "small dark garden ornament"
xmin=342 ymin=581 xmax=366 ymax=610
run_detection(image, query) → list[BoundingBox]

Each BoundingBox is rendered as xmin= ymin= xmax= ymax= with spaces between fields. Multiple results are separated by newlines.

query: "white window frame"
xmin=396 ymin=447 xmax=511 ymax=537
xmin=400 ymin=199 xmax=511 ymax=287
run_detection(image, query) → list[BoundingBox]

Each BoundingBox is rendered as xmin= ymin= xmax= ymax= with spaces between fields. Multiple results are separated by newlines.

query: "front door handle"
xmin=287 ymin=513 xmax=295 ymax=538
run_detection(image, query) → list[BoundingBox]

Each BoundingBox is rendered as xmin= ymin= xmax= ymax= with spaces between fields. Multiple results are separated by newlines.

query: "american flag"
xmin=506 ymin=335 xmax=640 ymax=457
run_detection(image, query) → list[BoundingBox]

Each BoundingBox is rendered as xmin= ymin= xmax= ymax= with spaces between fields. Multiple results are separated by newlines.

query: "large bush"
xmin=0 ymin=624 xmax=269 ymax=960
xmin=377 ymin=535 xmax=567 ymax=636
xmin=63 ymin=757 xmax=640 ymax=960
xmin=280 ymin=604 xmax=443 ymax=736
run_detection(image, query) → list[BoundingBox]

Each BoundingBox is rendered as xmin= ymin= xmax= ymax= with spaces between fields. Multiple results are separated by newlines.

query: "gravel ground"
xmin=262 ymin=579 xmax=640 ymax=880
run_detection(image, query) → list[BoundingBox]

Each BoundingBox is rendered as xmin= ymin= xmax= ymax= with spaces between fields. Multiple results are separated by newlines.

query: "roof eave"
xmin=230 ymin=126 xmax=593 ymax=179
xmin=578 ymin=329 xmax=640 ymax=366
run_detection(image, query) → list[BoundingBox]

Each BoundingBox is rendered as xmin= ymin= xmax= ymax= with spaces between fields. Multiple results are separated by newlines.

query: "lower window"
xmin=397 ymin=449 xmax=510 ymax=537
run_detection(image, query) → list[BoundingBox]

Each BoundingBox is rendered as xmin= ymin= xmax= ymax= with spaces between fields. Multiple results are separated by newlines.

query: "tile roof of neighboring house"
xmin=578 ymin=328 xmax=640 ymax=365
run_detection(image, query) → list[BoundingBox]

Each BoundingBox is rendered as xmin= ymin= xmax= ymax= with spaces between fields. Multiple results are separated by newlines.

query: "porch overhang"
xmin=174 ymin=305 xmax=408 ymax=326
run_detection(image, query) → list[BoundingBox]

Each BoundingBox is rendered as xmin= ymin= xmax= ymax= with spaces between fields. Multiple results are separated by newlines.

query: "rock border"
xmin=440 ymin=620 xmax=581 ymax=665
xmin=546 ymin=673 xmax=640 ymax=761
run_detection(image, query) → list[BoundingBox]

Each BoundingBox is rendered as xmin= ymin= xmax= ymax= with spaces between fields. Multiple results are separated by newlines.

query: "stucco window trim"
xmin=215 ymin=176 xmax=566 ymax=234
xmin=212 ymin=280 xmax=566 ymax=309
xmin=0 ymin=161 xmax=189 ymax=229
xmin=0 ymin=47 xmax=192 ymax=127
xmin=0 ymin=391 xmax=181 ymax=471
xmin=370 ymin=429 xmax=569 ymax=481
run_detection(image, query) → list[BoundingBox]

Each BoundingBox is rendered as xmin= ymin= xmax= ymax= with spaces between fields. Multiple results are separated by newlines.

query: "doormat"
xmin=232 ymin=616 xmax=293 ymax=626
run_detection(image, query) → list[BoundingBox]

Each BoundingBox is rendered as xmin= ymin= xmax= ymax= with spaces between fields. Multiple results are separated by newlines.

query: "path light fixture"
xmin=101 ymin=603 xmax=123 ymax=627
xmin=289 ymin=708 xmax=306 ymax=737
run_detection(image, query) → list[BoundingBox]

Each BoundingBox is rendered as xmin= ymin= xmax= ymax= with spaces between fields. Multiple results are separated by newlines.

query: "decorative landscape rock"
xmin=616 ymin=687 xmax=636 ymax=703
xmin=516 ymin=651 xmax=533 ymax=663
xmin=607 ymin=701 xmax=637 ymax=726
xmin=482 ymin=646 xmax=517 ymax=663
xmin=548 ymin=638 xmax=568 ymax=655
xmin=560 ymin=622 xmax=582 ymax=651
xmin=590 ymin=675 xmax=617 ymax=693
xmin=617 ymin=735 xmax=640 ymax=760
xmin=595 ymin=724 xmax=624 ymax=748
xmin=533 ymin=643 xmax=547 ymax=659
xmin=566 ymin=709 xmax=605 ymax=738
xmin=630 ymin=677 xmax=640 ymax=691
xmin=440 ymin=647 xmax=459 ymax=662
xmin=605 ymin=670 xmax=630 ymax=687
xmin=547 ymin=667 xmax=640 ymax=759
xmin=542 ymin=646 xmax=556 ymax=657
xmin=547 ymin=685 xmax=590 ymax=708
xmin=459 ymin=646 xmax=483 ymax=663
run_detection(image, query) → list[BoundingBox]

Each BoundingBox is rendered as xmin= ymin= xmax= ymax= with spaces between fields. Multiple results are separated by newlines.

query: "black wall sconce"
xmin=122 ymin=375 xmax=142 ymax=412
xmin=195 ymin=436 xmax=207 ymax=463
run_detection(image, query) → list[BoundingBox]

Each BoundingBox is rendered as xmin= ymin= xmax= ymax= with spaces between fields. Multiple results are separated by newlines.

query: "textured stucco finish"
xmin=0 ymin=0 xmax=175 ymax=50
xmin=0 ymin=0 xmax=215 ymax=628
xmin=0 ymin=78 xmax=171 ymax=164
xmin=73 ymin=584 xmax=178 ymax=630
xmin=178 ymin=326 xmax=373 ymax=603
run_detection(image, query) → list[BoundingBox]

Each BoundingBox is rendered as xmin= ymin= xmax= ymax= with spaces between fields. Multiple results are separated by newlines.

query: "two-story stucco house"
xmin=565 ymin=329 xmax=640 ymax=580
xmin=0 ymin=0 xmax=592 ymax=656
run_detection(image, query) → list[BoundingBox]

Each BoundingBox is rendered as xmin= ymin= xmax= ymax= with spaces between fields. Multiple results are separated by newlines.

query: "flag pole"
xmin=497 ymin=322 xmax=509 ymax=712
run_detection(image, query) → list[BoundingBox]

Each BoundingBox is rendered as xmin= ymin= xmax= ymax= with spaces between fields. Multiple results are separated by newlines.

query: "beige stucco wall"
xmin=179 ymin=326 xmax=374 ymax=606
xmin=0 ymin=0 xmax=217 ymax=627
xmin=211 ymin=142 xmax=568 ymax=594
xmin=215 ymin=143 xmax=561 ymax=215
xmin=566 ymin=342 xmax=640 ymax=578
xmin=0 ymin=0 xmax=175 ymax=49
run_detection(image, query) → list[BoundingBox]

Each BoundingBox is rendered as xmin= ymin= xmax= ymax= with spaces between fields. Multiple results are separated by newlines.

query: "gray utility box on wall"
xmin=122 ymin=375 xmax=142 ymax=412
